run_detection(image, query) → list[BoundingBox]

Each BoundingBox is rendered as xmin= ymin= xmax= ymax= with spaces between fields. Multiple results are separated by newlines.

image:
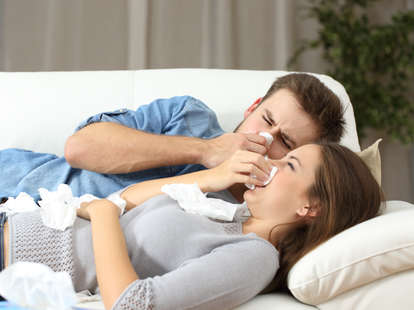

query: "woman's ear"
xmin=297 ymin=204 xmax=320 ymax=218
xmin=244 ymin=97 xmax=262 ymax=119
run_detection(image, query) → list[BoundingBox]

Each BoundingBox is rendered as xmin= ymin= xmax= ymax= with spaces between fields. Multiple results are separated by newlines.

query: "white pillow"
xmin=287 ymin=200 xmax=414 ymax=305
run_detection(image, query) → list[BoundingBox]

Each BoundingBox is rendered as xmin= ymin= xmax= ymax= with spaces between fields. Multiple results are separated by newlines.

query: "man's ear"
xmin=244 ymin=97 xmax=262 ymax=119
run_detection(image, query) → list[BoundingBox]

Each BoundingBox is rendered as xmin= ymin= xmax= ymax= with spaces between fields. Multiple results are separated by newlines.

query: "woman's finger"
xmin=230 ymin=162 xmax=269 ymax=184
xmin=76 ymin=207 xmax=89 ymax=220
xmin=232 ymin=151 xmax=273 ymax=176
xmin=238 ymin=171 xmax=266 ymax=187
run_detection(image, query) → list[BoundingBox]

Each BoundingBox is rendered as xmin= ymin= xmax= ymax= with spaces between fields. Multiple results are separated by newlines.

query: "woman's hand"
xmin=117 ymin=150 xmax=273 ymax=208
xmin=77 ymin=199 xmax=120 ymax=221
xmin=203 ymin=150 xmax=273 ymax=192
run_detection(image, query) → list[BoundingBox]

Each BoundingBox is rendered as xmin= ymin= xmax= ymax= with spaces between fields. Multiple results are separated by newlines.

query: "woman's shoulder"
xmin=240 ymin=235 xmax=279 ymax=263
xmin=215 ymin=234 xmax=280 ymax=274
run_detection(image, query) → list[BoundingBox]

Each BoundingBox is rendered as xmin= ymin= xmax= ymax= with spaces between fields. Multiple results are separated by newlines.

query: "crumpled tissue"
xmin=0 ymin=192 xmax=39 ymax=215
xmin=0 ymin=262 xmax=77 ymax=310
xmin=245 ymin=165 xmax=278 ymax=190
xmin=161 ymin=183 xmax=250 ymax=221
xmin=259 ymin=131 xmax=274 ymax=146
xmin=245 ymin=132 xmax=278 ymax=190
xmin=1 ymin=184 xmax=127 ymax=231
xmin=38 ymin=184 xmax=127 ymax=231
xmin=37 ymin=184 xmax=81 ymax=231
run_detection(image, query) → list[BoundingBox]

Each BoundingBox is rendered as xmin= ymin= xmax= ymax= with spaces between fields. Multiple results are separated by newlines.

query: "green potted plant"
xmin=290 ymin=0 xmax=414 ymax=143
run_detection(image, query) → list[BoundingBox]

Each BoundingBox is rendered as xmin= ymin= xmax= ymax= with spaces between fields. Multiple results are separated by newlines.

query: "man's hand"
xmin=200 ymin=133 xmax=269 ymax=169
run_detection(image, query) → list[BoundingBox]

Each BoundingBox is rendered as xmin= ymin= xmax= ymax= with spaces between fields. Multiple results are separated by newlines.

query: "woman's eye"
xmin=262 ymin=116 xmax=272 ymax=126
xmin=288 ymin=162 xmax=295 ymax=171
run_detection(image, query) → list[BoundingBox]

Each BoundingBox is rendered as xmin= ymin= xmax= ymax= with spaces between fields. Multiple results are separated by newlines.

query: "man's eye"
xmin=262 ymin=116 xmax=272 ymax=126
xmin=282 ymin=138 xmax=292 ymax=150
xmin=288 ymin=162 xmax=295 ymax=171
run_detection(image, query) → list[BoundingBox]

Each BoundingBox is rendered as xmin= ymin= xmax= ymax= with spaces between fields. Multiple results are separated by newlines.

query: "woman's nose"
xmin=268 ymin=158 xmax=282 ymax=168
xmin=269 ymin=157 xmax=291 ymax=170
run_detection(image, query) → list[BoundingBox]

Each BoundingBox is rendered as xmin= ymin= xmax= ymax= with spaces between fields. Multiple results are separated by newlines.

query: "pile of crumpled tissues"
xmin=0 ymin=185 xmax=104 ymax=309
xmin=0 ymin=184 xmax=101 ymax=231
xmin=0 ymin=262 xmax=78 ymax=310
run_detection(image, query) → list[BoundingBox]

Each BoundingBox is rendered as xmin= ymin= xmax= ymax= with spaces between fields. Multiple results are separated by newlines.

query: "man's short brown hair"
xmin=262 ymin=73 xmax=345 ymax=143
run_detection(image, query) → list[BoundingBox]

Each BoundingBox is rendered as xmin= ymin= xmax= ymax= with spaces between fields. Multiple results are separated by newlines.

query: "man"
xmin=0 ymin=73 xmax=344 ymax=201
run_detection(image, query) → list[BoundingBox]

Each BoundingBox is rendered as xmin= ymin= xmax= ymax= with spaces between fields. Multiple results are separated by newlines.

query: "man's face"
xmin=235 ymin=89 xmax=319 ymax=159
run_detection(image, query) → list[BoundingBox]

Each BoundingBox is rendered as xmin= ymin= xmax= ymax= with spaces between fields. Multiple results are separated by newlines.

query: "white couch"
xmin=1 ymin=69 xmax=413 ymax=310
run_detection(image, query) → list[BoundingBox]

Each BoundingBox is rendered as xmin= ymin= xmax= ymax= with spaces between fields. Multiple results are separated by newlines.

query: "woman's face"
xmin=243 ymin=144 xmax=321 ymax=224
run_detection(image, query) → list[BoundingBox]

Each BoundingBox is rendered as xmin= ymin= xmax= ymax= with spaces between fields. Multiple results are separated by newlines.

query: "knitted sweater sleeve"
xmin=111 ymin=239 xmax=279 ymax=310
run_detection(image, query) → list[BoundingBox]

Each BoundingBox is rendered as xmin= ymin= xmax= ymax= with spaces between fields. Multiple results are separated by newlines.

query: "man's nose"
xmin=266 ymin=126 xmax=281 ymax=144
xmin=269 ymin=125 xmax=280 ymax=136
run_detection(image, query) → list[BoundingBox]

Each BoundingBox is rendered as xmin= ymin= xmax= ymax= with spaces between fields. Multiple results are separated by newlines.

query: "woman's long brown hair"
xmin=264 ymin=143 xmax=384 ymax=293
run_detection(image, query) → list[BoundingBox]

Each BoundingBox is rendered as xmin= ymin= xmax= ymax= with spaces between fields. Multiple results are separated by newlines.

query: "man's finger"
xmin=245 ymin=141 xmax=267 ymax=155
xmin=244 ymin=133 xmax=268 ymax=146
xmin=243 ymin=133 xmax=270 ymax=154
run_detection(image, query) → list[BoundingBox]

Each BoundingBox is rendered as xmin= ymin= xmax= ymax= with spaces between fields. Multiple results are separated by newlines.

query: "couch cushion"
xmin=235 ymin=292 xmax=316 ymax=310
xmin=318 ymin=269 xmax=414 ymax=310
xmin=0 ymin=69 xmax=360 ymax=156
xmin=0 ymin=71 xmax=135 ymax=155
xmin=132 ymin=69 xmax=360 ymax=151
xmin=357 ymin=138 xmax=382 ymax=186
xmin=74 ymin=292 xmax=317 ymax=310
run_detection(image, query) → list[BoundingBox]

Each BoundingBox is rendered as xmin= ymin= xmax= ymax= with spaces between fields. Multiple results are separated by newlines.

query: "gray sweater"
xmin=8 ymin=192 xmax=279 ymax=310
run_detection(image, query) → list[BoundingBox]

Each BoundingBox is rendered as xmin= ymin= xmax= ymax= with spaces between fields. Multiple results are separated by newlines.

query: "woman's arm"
xmin=110 ymin=239 xmax=278 ymax=310
xmin=79 ymin=199 xmax=138 ymax=310
xmin=120 ymin=150 xmax=273 ymax=211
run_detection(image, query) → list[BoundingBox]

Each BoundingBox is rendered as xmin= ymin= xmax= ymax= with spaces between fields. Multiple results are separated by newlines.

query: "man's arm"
xmin=65 ymin=122 xmax=268 ymax=174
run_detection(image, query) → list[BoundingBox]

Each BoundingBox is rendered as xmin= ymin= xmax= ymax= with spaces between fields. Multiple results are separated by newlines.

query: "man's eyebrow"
xmin=265 ymin=109 xmax=297 ymax=147
xmin=288 ymin=155 xmax=302 ymax=167
xmin=265 ymin=109 xmax=275 ymax=124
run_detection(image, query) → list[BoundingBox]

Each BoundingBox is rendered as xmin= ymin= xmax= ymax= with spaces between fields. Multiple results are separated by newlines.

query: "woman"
xmin=1 ymin=143 xmax=383 ymax=310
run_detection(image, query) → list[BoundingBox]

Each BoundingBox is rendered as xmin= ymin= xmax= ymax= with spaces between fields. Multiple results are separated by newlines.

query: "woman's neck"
xmin=242 ymin=217 xmax=272 ymax=242
xmin=242 ymin=217 xmax=290 ymax=248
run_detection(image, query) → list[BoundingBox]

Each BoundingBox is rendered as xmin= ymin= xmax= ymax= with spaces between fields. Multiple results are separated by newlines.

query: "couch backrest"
xmin=0 ymin=69 xmax=360 ymax=156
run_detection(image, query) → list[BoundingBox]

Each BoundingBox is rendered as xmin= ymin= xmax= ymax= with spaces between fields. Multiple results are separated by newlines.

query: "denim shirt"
xmin=0 ymin=96 xmax=225 ymax=201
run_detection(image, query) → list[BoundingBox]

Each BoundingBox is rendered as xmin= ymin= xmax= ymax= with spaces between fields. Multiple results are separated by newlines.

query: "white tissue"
xmin=0 ymin=262 xmax=77 ymax=310
xmin=245 ymin=166 xmax=278 ymax=190
xmin=161 ymin=183 xmax=249 ymax=221
xmin=77 ymin=192 xmax=126 ymax=216
xmin=264 ymin=166 xmax=278 ymax=186
xmin=106 ymin=192 xmax=127 ymax=215
xmin=0 ymin=192 xmax=39 ymax=215
xmin=245 ymin=132 xmax=276 ymax=190
xmin=259 ymin=131 xmax=274 ymax=146
xmin=37 ymin=184 xmax=127 ymax=231
xmin=38 ymin=184 xmax=79 ymax=231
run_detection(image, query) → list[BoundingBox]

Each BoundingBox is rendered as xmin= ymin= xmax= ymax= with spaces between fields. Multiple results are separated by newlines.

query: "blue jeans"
xmin=0 ymin=211 xmax=7 ymax=301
